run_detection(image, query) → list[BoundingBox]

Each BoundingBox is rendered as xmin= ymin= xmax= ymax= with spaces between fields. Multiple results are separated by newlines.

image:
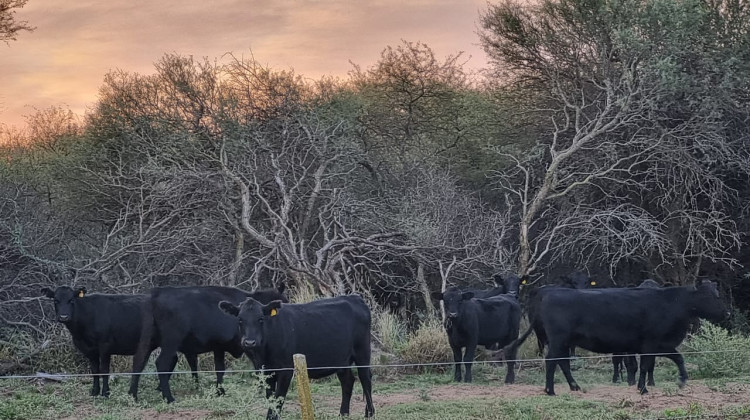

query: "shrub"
xmin=399 ymin=318 xmax=451 ymax=372
xmin=289 ymin=282 xmax=320 ymax=304
xmin=683 ymin=321 xmax=750 ymax=379
xmin=373 ymin=310 xmax=407 ymax=354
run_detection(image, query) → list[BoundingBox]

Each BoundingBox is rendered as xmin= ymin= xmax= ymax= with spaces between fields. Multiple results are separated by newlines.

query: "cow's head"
xmin=40 ymin=286 xmax=86 ymax=323
xmin=431 ymin=287 xmax=473 ymax=319
xmin=494 ymin=273 xmax=523 ymax=298
xmin=219 ymin=297 xmax=282 ymax=351
xmin=559 ymin=271 xmax=596 ymax=289
xmin=691 ymin=279 xmax=729 ymax=322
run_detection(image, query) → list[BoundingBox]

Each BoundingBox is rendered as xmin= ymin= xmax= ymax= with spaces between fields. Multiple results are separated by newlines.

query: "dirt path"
xmin=317 ymin=381 xmax=750 ymax=413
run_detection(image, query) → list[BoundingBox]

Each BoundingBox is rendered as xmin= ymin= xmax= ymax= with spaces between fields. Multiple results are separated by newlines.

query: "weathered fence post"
xmin=293 ymin=353 xmax=315 ymax=420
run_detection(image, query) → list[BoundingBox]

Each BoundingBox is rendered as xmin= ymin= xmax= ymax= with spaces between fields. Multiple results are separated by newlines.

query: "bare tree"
xmin=0 ymin=0 xmax=34 ymax=44
xmin=481 ymin=0 xmax=748 ymax=283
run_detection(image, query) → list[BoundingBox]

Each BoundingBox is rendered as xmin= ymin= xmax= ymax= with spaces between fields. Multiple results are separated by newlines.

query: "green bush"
xmin=374 ymin=310 xmax=408 ymax=354
xmin=398 ymin=318 xmax=451 ymax=372
xmin=683 ymin=322 xmax=750 ymax=379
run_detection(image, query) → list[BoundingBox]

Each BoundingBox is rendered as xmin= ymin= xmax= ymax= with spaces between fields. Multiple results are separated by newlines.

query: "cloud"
xmin=0 ymin=0 xmax=488 ymax=127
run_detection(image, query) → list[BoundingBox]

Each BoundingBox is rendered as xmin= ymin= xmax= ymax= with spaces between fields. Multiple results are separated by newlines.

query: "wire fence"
xmin=0 ymin=348 xmax=742 ymax=380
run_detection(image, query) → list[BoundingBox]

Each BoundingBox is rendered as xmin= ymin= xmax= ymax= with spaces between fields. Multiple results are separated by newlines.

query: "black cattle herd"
xmin=39 ymin=271 xmax=730 ymax=419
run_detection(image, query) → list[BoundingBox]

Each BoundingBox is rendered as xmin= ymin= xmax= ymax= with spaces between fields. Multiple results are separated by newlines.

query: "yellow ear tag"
xmin=78 ymin=291 xmax=85 ymax=298
xmin=270 ymin=308 xmax=278 ymax=317
xmin=590 ymin=281 xmax=597 ymax=286
xmin=521 ymin=279 xmax=527 ymax=285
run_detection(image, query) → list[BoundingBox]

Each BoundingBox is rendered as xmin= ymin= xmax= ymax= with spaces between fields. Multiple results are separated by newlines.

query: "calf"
xmin=40 ymin=286 xmax=200 ymax=397
xmin=219 ymin=295 xmax=374 ymax=420
xmin=129 ymin=285 xmax=287 ymax=403
xmin=465 ymin=272 xmax=524 ymax=299
xmin=504 ymin=280 xmax=729 ymax=395
xmin=612 ymin=279 xmax=661 ymax=386
xmin=431 ymin=287 xmax=521 ymax=384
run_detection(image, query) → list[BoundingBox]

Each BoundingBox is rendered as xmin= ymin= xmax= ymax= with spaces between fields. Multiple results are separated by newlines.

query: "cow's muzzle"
xmin=57 ymin=315 xmax=70 ymax=322
xmin=508 ymin=291 xmax=518 ymax=298
xmin=241 ymin=339 xmax=258 ymax=349
xmin=447 ymin=312 xmax=458 ymax=319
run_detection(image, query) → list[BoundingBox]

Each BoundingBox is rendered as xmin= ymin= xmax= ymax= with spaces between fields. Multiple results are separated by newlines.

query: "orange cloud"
xmin=0 ymin=0 xmax=489 ymax=128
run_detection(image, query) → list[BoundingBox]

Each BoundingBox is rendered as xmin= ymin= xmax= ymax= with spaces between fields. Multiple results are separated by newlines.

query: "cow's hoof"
xmin=545 ymin=388 xmax=555 ymax=396
xmin=216 ymin=387 xmax=226 ymax=396
xmin=647 ymin=381 xmax=655 ymax=387
xmin=639 ymin=387 xmax=648 ymax=395
xmin=504 ymin=377 xmax=515 ymax=385
xmin=101 ymin=391 xmax=111 ymax=398
xmin=570 ymin=384 xmax=581 ymax=392
xmin=677 ymin=379 xmax=686 ymax=389
xmin=166 ymin=396 xmax=176 ymax=404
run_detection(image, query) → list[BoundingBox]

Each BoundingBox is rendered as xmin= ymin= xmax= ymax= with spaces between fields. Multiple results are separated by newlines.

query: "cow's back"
xmin=262 ymin=295 xmax=370 ymax=373
xmin=70 ymin=294 xmax=147 ymax=355
xmin=539 ymin=287 xmax=693 ymax=353
xmin=150 ymin=286 xmax=251 ymax=354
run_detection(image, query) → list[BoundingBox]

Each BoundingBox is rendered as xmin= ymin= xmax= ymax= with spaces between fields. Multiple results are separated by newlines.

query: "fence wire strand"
xmin=0 ymin=348 xmax=742 ymax=380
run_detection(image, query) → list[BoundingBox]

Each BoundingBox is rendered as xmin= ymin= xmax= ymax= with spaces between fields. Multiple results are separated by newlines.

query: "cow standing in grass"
xmin=40 ymin=286 xmax=201 ymax=397
xmin=219 ymin=294 xmax=374 ymax=420
xmin=432 ymin=286 xmax=521 ymax=384
xmin=504 ymin=279 xmax=729 ymax=395
xmin=612 ymin=279 xmax=661 ymax=386
xmin=128 ymin=285 xmax=287 ymax=403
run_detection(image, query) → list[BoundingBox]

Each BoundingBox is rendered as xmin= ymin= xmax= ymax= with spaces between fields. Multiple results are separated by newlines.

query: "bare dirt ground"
xmin=316 ymin=381 xmax=750 ymax=414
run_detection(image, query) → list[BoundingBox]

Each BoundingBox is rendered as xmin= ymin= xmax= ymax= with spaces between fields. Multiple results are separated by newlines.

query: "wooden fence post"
xmin=293 ymin=353 xmax=315 ymax=420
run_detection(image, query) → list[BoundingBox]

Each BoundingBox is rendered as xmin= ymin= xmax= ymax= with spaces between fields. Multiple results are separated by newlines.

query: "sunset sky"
xmin=0 ymin=0 xmax=490 ymax=129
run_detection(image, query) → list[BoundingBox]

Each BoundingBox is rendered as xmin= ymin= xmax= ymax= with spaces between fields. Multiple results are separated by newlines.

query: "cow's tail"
xmin=502 ymin=323 xmax=534 ymax=361
xmin=129 ymin=295 xmax=155 ymax=399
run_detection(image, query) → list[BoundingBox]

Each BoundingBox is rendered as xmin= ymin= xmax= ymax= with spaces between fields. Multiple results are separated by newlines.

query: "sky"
xmin=0 ymin=0 xmax=490 ymax=129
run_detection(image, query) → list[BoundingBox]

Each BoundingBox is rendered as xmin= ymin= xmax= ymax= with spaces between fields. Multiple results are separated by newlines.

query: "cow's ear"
xmin=76 ymin=287 xmax=86 ymax=298
xmin=40 ymin=287 xmax=55 ymax=299
xmin=218 ymin=301 xmax=240 ymax=317
xmin=493 ymin=274 xmax=503 ymax=287
xmin=263 ymin=300 xmax=283 ymax=317
xmin=431 ymin=292 xmax=444 ymax=301
xmin=461 ymin=291 xmax=474 ymax=300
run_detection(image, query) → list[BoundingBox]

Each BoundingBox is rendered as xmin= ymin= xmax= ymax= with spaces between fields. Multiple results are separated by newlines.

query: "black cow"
xmin=558 ymin=271 xmax=597 ymax=289
xmin=465 ymin=272 xmax=524 ymax=300
xmin=40 ymin=286 xmax=200 ymax=397
xmin=612 ymin=279 xmax=661 ymax=385
xmin=129 ymin=285 xmax=287 ymax=403
xmin=431 ymin=286 xmax=521 ymax=384
xmin=219 ymin=295 xmax=374 ymax=420
xmin=504 ymin=280 xmax=729 ymax=395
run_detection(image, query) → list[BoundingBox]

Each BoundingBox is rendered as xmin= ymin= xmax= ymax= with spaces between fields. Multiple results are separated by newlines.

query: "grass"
xmin=2 ymin=352 xmax=750 ymax=420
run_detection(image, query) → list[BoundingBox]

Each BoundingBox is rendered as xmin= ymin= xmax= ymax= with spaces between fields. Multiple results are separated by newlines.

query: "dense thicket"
xmin=2 ymin=0 xmax=749 ymax=371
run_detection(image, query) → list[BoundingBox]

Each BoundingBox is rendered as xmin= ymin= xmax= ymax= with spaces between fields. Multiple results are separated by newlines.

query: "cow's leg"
xmin=155 ymin=346 xmax=179 ymax=403
xmin=88 ymin=354 xmax=101 ymax=397
xmin=624 ymin=355 xmax=638 ymax=386
xmin=213 ymin=351 xmax=226 ymax=396
xmin=99 ymin=353 xmax=112 ymax=397
xmin=353 ymin=348 xmax=375 ymax=417
xmin=647 ymin=363 xmax=655 ymax=387
xmin=463 ymin=343 xmax=477 ymax=383
xmin=662 ymin=351 xmax=687 ymax=388
xmin=612 ymin=355 xmax=622 ymax=383
xmin=129 ymin=349 xmax=152 ymax=401
xmin=265 ymin=373 xmax=277 ymax=399
xmin=357 ymin=366 xmax=374 ymax=417
xmin=336 ymin=369 xmax=355 ymax=416
xmin=557 ymin=355 xmax=581 ymax=392
xmin=544 ymin=353 xmax=558 ymax=396
xmin=451 ymin=345 xmax=463 ymax=382
xmin=637 ymin=355 xmax=655 ymax=394
xmin=503 ymin=339 xmax=518 ymax=384
xmin=185 ymin=353 xmax=200 ymax=384
xmin=266 ymin=371 xmax=293 ymax=420
xmin=156 ymin=354 xmax=179 ymax=392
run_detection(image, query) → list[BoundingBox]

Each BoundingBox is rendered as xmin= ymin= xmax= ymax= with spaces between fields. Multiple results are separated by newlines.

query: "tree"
xmin=480 ymin=0 xmax=750 ymax=283
xmin=1 ymin=0 xmax=34 ymax=44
